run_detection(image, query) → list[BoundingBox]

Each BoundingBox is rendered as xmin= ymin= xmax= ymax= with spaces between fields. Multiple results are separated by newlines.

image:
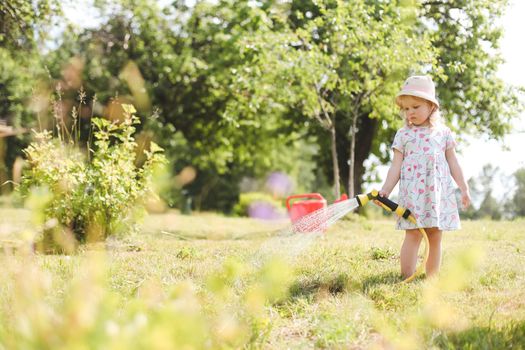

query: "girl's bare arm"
xmin=445 ymin=147 xmax=471 ymax=208
xmin=379 ymin=149 xmax=403 ymax=197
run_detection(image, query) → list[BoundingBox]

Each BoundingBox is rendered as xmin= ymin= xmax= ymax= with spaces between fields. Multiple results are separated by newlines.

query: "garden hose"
xmin=355 ymin=190 xmax=429 ymax=283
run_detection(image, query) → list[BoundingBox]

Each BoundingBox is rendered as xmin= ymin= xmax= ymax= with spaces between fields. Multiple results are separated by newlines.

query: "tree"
xmin=293 ymin=0 xmax=522 ymax=196
xmin=511 ymin=168 xmax=525 ymax=217
xmin=360 ymin=0 xmax=522 ymax=195
xmin=0 ymin=0 xmax=61 ymax=50
xmin=0 ymin=0 xmax=61 ymax=193
xmin=478 ymin=164 xmax=502 ymax=219
xmin=229 ymin=0 xmax=523 ymax=198
xmin=44 ymin=0 xmax=314 ymax=211
xmin=421 ymin=0 xmax=523 ymax=138
xmin=477 ymin=190 xmax=502 ymax=220
xmin=229 ymin=0 xmax=434 ymax=197
xmin=470 ymin=164 xmax=502 ymax=220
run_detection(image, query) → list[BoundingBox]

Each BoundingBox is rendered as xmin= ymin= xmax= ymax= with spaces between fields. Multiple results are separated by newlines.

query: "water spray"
xmin=286 ymin=190 xmax=429 ymax=283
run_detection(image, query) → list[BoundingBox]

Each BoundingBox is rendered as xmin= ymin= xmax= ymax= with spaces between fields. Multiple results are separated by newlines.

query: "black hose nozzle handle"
xmin=374 ymin=192 xmax=398 ymax=212
xmin=355 ymin=190 xmax=411 ymax=219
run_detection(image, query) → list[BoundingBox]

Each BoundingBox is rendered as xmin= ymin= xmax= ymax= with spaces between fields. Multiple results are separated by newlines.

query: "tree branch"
xmin=314 ymin=83 xmax=333 ymax=130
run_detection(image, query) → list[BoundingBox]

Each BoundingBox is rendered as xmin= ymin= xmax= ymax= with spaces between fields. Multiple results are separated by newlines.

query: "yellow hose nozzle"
xmin=356 ymin=190 xmax=411 ymax=218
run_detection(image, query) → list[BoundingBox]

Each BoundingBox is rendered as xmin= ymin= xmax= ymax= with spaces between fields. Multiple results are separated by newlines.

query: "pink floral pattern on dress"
xmin=392 ymin=124 xmax=460 ymax=230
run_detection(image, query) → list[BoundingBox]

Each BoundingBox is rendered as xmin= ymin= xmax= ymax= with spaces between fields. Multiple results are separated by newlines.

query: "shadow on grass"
xmin=360 ymin=271 xmax=412 ymax=292
xmin=434 ymin=320 xmax=525 ymax=349
xmin=288 ymin=271 xmax=426 ymax=300
xmin=288 ymin=272 xmax=359 ymax=299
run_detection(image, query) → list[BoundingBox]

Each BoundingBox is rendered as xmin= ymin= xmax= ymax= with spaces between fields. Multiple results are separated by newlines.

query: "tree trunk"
xmin=353 ymin=114 xmax=378 ymax=195
xmin=339 ymin=112 xmax=378 ymax=197
xmin=0 ymin=139 xmax=7 ymax=195
xmin=347 ymin=112 xmax=358 ymax=197
xmin=330 ymin=124 xmax=340 ymax=198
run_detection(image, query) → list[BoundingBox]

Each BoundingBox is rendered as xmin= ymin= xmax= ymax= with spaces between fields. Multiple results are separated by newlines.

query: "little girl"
xmin=379 ymin=75 xmax=471 ymax=279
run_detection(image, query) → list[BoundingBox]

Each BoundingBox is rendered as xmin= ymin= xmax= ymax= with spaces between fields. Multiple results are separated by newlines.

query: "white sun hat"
xmin=395 ymin=75 xmax=439 ymax=107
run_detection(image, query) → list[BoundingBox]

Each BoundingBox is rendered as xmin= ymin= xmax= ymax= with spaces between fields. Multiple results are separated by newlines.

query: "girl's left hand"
xmin=461 ymin=189 xmax=471 ymax=209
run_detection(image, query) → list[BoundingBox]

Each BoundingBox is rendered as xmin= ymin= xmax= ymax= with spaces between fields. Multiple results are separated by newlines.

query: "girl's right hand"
xmin=374 ymin=189 xmax=390 ymax=206
xmin=378 ymin=189 xmax=389 ymax=198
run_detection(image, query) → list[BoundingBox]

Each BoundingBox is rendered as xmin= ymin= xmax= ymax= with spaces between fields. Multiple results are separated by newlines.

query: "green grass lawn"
xmin=1 ymin=208 xmax=524 ymax=349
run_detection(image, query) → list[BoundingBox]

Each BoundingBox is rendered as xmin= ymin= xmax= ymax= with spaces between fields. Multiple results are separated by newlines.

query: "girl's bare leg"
xmin=425 ymin=227 xmax=443 ymax=277
xmin=400 ymin=229 xmax=422 ymax=278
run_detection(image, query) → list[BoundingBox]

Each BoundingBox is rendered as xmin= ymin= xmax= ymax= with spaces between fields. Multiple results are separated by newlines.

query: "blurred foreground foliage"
xmin=0 ymin=251 xmax=293 ymax=349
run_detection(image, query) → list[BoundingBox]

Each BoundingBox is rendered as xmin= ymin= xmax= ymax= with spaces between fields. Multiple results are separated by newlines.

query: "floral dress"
xmin=392 ymin=124 xmax=460 ymax=230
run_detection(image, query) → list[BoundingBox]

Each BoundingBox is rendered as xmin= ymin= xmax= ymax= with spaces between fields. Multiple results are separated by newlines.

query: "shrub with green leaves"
xmin=18 ymin=104 xmax=166 ymax=246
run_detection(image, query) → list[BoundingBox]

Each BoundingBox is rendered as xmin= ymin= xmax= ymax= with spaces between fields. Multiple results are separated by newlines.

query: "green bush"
xmin=18 ymin=104 xmax=166 ymax=247
xmin=233 ymin=192 xmax=284 ymax=218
